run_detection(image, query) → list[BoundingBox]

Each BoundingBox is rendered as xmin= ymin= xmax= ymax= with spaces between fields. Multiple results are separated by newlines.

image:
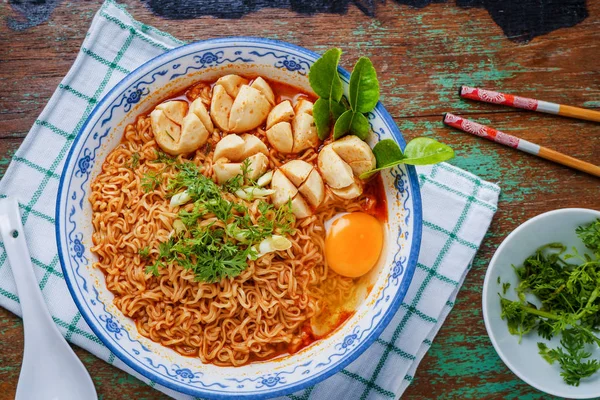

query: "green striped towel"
xmin=0 ymin=1 xmax=500 ymax=398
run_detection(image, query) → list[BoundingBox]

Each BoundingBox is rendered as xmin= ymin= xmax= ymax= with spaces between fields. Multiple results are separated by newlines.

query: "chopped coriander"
xmin=145 ymin=260 xmax=162 ymax=277
xmin=138 ymin=246 xmax=150 ymax=259
xmin=130 ymin=152 xmax=140 ymax=169
xmin=500 ymin=219 xmax=600 ymax=386
xmin=223 ymin=158 xmax=253 ymax=193
xmin=499 ymin=297 xmax=539 ymax=343
xmin=141 ymin=151 xmax=181 ymax=193
xmin=240 ymin=158 xmax=254 ymax=184
xmin=167 ymin=161 xmax=201 ymax=194
xmin=538 ymin=329 xmax=600 ymax=386
xmin=151 ymin=162 xmax=296 ymax=283
xmin=223 ymin=174 xmax=244 ymax=193
xmin=502 ymin=282 xmax=511 ymax=295
xmin=576 ymin=219 xmax=600 ymax=257
xmin=151 ymin=150 xmax=177 ymax=165
xmin=157 ymin=241 xmax=172 ymax=259
xmin=141 ymin=170 xmax=164 ymax=192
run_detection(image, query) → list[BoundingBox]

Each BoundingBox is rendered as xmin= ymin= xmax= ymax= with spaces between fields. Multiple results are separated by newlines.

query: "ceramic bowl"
xmin=483 ymin=208 xmax=600 ymax=399
xmin=55 ymin=37 xmax=423 ymax=399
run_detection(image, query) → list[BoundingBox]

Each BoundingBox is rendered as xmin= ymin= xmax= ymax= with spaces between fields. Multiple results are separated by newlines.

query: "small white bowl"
xmin=483 ymin=208 xmax=600 ymax=399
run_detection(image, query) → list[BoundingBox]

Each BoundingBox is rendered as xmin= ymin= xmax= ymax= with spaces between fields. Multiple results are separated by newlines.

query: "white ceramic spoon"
xmin=0 ymin=198 xmax=97 ymax=400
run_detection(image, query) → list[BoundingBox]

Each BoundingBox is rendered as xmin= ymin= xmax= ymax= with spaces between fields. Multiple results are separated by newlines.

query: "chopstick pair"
xmin=444 ymin=87 xmax=600 ymax=178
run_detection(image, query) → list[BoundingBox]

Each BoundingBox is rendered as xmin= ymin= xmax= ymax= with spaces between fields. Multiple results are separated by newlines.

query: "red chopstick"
xmin=443 ymin=113 xmax=600 ymax=178
xmin=459 ymin=86 xmax=600 ymax=123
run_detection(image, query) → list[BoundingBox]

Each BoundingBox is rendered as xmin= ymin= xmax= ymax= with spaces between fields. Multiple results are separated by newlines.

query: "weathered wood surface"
xmin=1 ymin=1 xmax=599 ymax=399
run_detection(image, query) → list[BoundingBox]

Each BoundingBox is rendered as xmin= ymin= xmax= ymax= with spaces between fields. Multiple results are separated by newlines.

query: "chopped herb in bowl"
xmin=500 ymin=218 xmax=600 ymax=387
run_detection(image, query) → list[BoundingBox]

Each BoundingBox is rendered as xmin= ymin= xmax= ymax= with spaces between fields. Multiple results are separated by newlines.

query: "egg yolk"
xmin=325 ymin=212 xmax=384 ymax=278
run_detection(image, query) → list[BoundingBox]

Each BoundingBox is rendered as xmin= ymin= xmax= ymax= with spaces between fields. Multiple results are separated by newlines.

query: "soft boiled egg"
xmin=324 ymin=212 xmax=384 ymax=278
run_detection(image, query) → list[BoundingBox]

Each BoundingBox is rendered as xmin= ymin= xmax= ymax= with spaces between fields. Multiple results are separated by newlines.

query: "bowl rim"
xmin=482 ymin=207 xmax=600 ymax=399
xmin=55 ymin=36 xmax=423 ymax=399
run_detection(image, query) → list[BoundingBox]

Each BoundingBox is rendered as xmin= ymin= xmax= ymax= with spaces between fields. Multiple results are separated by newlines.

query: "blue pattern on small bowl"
xmin=56 ymin=37 xmax=422 ymax=399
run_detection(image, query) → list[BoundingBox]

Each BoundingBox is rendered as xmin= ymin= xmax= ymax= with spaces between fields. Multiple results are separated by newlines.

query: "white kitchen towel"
xmin=0 ymin=1 xmax=500 ymax=399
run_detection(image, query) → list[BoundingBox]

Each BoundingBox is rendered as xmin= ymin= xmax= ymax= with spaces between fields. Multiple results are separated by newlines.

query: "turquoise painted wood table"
xmin=1 ymin=1 xmax=599 ymax=398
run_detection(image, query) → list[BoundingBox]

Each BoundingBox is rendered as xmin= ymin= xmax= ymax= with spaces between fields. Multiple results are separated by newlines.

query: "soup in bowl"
xmin=56 ymin=38 xmax=422 ymax=398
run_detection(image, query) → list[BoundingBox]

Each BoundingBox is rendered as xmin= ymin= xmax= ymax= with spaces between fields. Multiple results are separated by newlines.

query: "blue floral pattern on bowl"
xmin=99 ymin=314 xmax=123 ymax=339
xmin=341 ymin=333 xmax=358 ymax=349
xmin=55 ymin=38 xmax=422 ymax=399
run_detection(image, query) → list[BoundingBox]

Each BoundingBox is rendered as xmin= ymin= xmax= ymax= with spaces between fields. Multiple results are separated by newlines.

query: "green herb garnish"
xmin=138 ymin=246 xmax=150 ymax=259
xmin=308 ymin=48 xmax=454 ymax=176
xmin=538 ymin=329 xmax=600 ymax=386
xmin=149 ymin=162 xmax=295 ymax=283
xmin=333 ymin=57 xmax=379 ymax=140
xmin=152 ymin=150 xmax=177 ymax=165
xmin=309 ymin=48 xmax=346 ymax=140
xmin=130 ymin=152 xmax=140 ymax=169
xmin=500 ymin=219 xmax=600 ymax=386
xmin=359 ymin=138 xmax=455 ymax=179
xmin=309 ymin=49 xmax=378 ymax=140
xmin=145 ymin=260 xmax=162 ymax=277
xmin=222 ymin=158 xmax=253 ymax=193
xmin=141 ymin=170 xmax=164 ymax=192
xmin=577 ymin=220 xmax=600 ymax=255
xmin=141 ymin=151 xmax=181 ymax=193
